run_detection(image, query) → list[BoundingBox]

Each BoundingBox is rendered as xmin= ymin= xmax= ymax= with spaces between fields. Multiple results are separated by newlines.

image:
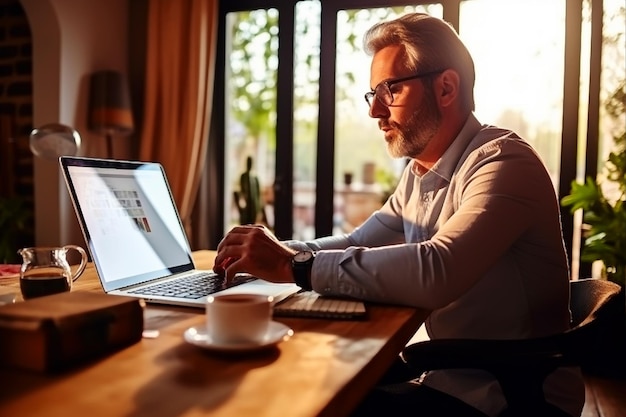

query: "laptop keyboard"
xmin=128 ymin=272 xmax=227 ymax=299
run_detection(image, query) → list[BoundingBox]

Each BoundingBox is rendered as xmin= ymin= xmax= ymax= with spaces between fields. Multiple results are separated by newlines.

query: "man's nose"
xmin=368 ymin=98 xmax=390 ymax=119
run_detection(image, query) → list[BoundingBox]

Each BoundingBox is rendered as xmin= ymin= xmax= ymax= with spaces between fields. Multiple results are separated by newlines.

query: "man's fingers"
xmin=214 ymin=256 xmax=235 ymax=277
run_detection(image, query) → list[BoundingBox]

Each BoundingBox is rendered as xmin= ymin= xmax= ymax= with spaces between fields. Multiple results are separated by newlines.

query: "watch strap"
xmin=292 ymin=251 xmax=314 ymax=291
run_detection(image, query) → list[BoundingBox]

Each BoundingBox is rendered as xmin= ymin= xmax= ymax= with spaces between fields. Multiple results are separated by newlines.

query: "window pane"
xmin=293 ymin=1 xmax=321 ymax=240
xmin=334 ymin=4 xmax=443 ymax=234
xmin=590 ymin=0 xmax=626 ymax=278
xmin=224 ymin=9 xmax=278 ymax=232
xmin=599 ymin=0 xmax=625 ymax=175
xmin=459 ymin=0 xmax=566 ymax=188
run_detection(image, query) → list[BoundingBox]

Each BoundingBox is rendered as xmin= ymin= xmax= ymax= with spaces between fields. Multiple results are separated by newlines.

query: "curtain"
xmin=139 ymin=0 xmax=217 ymax=243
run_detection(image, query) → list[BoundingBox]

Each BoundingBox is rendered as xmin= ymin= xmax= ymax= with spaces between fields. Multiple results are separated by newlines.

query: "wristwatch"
xmin=292 ymin=251 xmax=315 ymax=291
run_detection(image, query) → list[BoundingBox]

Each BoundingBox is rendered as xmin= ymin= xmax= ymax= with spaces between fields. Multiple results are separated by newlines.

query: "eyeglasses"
xmin=364 ymin=70 xmax=444 ymax=107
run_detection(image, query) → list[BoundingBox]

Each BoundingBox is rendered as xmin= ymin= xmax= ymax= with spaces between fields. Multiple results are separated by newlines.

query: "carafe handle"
xmin=63 ymin=245 xmax=88 ymax=282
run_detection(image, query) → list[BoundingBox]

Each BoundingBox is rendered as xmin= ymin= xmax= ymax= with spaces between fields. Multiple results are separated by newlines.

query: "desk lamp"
xmin=88 ymin=70 xmax=134 ymax=158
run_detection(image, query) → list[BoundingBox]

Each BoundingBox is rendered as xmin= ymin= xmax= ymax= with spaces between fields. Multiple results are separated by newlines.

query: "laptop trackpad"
xmin=218 ymin=279 xmax=300 ymax=304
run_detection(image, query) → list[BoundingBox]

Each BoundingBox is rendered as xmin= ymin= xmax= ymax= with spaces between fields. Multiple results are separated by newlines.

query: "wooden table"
xmin=0 ymin=250 xmax=429 ymax=417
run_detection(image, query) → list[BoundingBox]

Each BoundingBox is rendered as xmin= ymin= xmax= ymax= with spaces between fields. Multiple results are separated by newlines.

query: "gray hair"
xmin=364 ymin=13 xmax=475 ymax=112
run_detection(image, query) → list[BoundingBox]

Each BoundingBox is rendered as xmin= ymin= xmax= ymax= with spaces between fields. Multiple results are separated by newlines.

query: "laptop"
xmin=59 ymin=156 xmax=300 ymax=309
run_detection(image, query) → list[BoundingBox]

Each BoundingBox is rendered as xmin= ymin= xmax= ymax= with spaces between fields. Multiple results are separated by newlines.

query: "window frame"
xmin=210 ymin=0 xmax=602 ymax=278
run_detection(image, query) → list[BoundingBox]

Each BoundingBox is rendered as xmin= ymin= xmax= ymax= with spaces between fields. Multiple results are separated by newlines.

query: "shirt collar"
xmin=412 ymin=113 xmax=483 ymax=181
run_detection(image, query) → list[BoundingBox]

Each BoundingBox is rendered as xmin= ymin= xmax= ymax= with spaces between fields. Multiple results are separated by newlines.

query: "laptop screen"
xmin=60 ymin=157 xmax=195 ymax=291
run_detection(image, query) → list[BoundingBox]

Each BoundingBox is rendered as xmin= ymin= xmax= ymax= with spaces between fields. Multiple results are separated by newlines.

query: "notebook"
xmin=59 ymin=156 xmax=300 ymax=309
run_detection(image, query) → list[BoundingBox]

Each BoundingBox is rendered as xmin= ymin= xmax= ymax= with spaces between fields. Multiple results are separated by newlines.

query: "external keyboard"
xmin=274 ymin=291 xmax=367 ymax=319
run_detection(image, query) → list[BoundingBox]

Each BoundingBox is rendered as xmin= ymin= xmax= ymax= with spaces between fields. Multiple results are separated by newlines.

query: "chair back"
xmin=567 ymin=278 xmax=625 ymax=375
xmin=400 ymin=278 xmax=625 ymax=416
xmin=569 ymin=278 xmax=623 ymax=328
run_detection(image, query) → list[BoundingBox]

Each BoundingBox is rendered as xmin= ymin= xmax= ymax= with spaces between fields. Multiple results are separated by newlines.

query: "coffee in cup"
xmin=206 ymin=293 xmax=273 ymax=344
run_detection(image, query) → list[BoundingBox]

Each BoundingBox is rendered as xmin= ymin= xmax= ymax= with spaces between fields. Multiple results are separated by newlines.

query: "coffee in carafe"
xmin=18 ymin=245 xmax=87 ymax=300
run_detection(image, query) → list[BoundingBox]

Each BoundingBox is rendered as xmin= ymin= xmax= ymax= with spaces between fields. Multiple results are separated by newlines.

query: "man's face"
xmin=368 ymin=45 xmax=441 ymax=159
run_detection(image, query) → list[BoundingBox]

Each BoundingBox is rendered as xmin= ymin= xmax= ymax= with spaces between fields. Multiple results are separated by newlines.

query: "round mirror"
xmin=29 ymin=123 xmax=81 ymax=160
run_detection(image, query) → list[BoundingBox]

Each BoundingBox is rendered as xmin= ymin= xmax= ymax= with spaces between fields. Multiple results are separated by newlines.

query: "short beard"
xmin=385 ymin=87 xmax=441 ymax=159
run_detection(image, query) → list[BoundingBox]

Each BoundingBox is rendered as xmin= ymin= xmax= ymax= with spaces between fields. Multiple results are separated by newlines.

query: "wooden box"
xmin=0 ymin=291 xmax=144 ymax=373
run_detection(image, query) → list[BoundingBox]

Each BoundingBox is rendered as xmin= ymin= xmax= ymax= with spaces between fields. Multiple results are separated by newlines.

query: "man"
xmin=214 ymin=13 xmax=584 ymax=417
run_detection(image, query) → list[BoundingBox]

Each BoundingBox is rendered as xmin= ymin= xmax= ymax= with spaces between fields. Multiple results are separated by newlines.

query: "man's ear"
xmin=437 ymin=69 xmax=460 ymax=108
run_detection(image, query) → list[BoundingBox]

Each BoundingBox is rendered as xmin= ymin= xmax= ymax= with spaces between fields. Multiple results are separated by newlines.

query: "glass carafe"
xmin=18 ymin=245 xmax=87 ymax=300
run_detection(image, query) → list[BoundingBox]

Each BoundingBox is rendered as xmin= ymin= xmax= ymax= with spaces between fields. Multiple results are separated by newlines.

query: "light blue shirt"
xmin=284 ymin=113 xmax=584 ymax=416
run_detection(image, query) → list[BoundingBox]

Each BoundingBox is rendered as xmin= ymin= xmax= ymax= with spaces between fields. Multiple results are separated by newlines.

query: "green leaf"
xmin=560 ymin=177 xmax=602 ymax=212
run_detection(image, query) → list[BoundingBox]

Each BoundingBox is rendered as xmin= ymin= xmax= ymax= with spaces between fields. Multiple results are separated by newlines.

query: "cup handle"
xmin=64 ymin=245 xmax=88 ymax=282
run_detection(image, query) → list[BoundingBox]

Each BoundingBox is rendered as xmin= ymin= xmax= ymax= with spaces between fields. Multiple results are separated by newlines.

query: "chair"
xmin=400 ymin=278 xmax=625 ymax=417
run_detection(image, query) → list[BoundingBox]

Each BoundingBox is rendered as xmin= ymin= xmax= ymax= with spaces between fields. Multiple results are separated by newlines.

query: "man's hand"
xmin=214 ymin=224 xmax=296 ymax=285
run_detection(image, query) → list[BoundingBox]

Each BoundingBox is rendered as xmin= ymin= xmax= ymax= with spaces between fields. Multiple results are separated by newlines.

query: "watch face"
xmin=294 ymin=251 xmax=313 ymax=262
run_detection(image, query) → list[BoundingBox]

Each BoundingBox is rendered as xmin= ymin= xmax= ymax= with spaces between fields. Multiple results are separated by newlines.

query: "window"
xmin=211 ymin=0 xmax=623 ymax=277
xmin=333 ymin=5 xmax=442 ymax=236
xmin=223 ymin=9 xmax=280 ymax=231
xmin=460 ymin=0 xmax=566 ymax=187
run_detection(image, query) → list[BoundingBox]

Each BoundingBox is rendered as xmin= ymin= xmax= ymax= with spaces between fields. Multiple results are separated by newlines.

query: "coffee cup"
xmin=206 ymin=293 xmax=273 ymax=344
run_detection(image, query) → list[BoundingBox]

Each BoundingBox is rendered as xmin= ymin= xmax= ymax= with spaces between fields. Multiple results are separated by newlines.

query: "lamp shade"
xmin=88 ymin=70 xmax=134 ymax=135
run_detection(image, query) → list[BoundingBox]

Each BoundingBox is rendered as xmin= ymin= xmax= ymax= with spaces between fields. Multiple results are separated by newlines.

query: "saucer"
xmin=183 ymin=321 xmax=294 ymax=353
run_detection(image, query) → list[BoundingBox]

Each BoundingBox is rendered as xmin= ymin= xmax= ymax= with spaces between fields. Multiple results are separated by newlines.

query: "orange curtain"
xmin=139 ymin=0 xmax=217 ymax=242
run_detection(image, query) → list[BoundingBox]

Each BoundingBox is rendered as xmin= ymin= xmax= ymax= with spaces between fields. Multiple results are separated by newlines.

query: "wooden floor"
xmin=581 ymin=372 xmax=626 ymax=417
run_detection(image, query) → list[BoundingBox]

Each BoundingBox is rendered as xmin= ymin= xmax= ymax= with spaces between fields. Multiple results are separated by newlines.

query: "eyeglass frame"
xmin=364 ymin=69 xmax=445 ymax=107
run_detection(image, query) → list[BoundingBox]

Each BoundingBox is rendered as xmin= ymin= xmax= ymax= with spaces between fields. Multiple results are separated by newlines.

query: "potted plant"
xmin=561 ymin=81 xmax=626 ymax=287
xmin=0 ymin=196 xmax=32 ymax=264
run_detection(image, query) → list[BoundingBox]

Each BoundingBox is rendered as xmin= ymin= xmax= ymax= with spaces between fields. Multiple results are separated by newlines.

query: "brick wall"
xmin=0 ymin=0 xmax=34 ymax=258
xmin=0 ymin=0 xmax=32 ymax=138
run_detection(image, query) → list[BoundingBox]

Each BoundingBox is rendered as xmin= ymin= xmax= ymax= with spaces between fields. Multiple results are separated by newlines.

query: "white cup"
xmin=206 ymin=293 xmax=274 ymax=344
